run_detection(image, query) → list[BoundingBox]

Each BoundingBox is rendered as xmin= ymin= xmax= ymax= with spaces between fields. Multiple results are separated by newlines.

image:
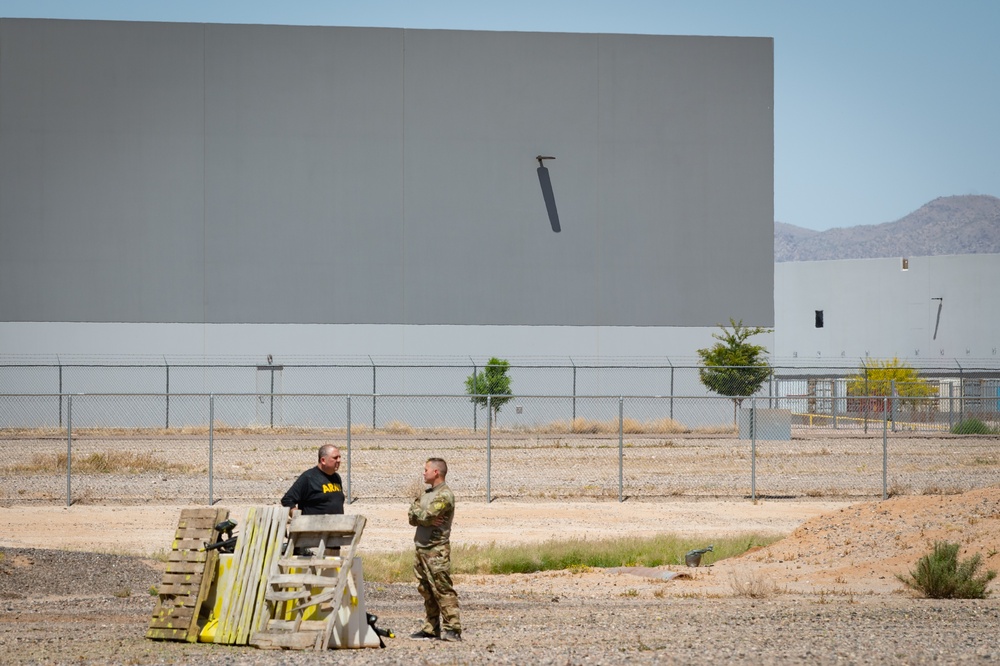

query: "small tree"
xmin=846 ymin=357 xmax=937 ymax=398
xmin=846 ymin=357 xmax=937 ymax=419
xmin=697 ymin=319 xmax=772 ymax=425
xmin=465 ymin=357 xmax=512 ymax=426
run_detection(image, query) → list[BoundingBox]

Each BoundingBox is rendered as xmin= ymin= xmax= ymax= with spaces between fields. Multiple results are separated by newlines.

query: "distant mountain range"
xmin=775 ymin=194 xmax=1000 ymax=262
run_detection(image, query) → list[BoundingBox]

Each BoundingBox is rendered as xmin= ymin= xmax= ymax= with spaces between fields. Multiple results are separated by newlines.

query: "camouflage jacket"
xmin=408 ymin=482 xmax=455 ymax=549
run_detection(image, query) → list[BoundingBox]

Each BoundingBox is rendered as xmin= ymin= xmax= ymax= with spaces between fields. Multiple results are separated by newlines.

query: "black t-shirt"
xmin=280 ymin=467 xmax=345 ymax=515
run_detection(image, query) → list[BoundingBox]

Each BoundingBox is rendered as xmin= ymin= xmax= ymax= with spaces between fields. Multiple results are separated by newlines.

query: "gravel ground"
xmin=1 ymin=548 xmax=998 ymax=665
xmin=3 ymin=432 xmax=998 ymax=503
xmin=2 ymin=488 xmax=999 ymax=664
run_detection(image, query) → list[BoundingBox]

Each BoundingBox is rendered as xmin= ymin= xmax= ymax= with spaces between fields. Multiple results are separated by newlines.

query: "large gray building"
xmin=0 ymin=19 xmax=774 ymax=359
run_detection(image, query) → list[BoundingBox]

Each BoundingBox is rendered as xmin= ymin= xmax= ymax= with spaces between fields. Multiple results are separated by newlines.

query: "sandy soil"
xmin=0 ymin=498 xmax=846 ymax=556
xmin=3 ymin=491 xmax=1000 ymax=664
xmin=3 ymin=491 xmax=999 ymax=597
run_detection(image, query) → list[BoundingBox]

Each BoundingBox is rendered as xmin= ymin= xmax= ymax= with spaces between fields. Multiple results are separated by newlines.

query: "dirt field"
xmin=3 ymin=431 xmax=999 ymax=504
xmin=2 ymin=490 xmax=999 ymax=664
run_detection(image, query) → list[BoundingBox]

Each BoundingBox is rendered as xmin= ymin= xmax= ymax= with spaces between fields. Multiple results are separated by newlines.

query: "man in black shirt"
xmin=281 ymin=444 xmax=345 ymax=515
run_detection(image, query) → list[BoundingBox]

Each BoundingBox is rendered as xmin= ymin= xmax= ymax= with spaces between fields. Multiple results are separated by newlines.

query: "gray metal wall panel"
xmin=0 ymin=19 xmax=206 ymax=322
xmin=0 ymin=19 xmax=773 ymax=328
xmin=401 ymin=30 xmax=603 ymax=325
xmin=202 ymin=25 xmax=405 ymax=324
xmin=594 ymin=35 xmax=773 ymax=326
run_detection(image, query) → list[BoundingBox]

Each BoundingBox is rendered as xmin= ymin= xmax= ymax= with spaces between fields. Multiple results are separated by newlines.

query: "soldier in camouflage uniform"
xmin=408 ymin=457 xmax=462 ymax=642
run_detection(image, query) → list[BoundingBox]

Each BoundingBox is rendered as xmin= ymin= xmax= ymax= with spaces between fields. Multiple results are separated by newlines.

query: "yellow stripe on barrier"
xmin=790 ymin=412 xmax=950 ymax=431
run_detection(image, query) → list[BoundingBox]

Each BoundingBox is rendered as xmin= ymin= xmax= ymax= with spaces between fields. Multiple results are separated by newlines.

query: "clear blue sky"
xmin=1 ymin=0 xmax=997 ymax=231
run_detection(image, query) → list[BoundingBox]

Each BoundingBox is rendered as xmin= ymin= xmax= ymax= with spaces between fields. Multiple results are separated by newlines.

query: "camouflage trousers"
xmin=413 ymin=544 xmax=461 ymax=634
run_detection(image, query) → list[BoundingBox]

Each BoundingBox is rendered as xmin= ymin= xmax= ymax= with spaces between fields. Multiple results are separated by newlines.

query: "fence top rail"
xmin=0 ymin=392 xmax=952 ymax=400
xmin=7 ymin=362 xmax=1000 ymax=380
xmin=0 ymin=359 xmax=690 ymax=368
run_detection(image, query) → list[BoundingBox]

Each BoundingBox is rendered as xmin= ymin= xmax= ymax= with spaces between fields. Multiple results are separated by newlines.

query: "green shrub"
xmin=897 ymin=541 xmax=996 ymax=599
xmin=950 ymin=418 xmax=996 ymax=435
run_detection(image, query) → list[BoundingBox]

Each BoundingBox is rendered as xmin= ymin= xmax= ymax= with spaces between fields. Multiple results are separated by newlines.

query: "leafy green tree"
xmin=696 ymin=319 xmax=772 ymax=425
xmin=465 ymin=357 xmax=513 ymax=426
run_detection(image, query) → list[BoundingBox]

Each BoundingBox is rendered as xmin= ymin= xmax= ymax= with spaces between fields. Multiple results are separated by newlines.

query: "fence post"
xmin=669 ymin=359 xmax=675 ymax=420
xmin=948 ymin=381 xmax=954 ymax=430
xmin=486 ymin=395 xmax=492 ymax=503
xmin=346 ymin=395 xmax=353 ymax=504
xmin=768 ymin=370 xmax=773 ymax=409
xmin=66 ymin=395 xmax=72 ymax=507
xmin=618 ymin=396 xmax=624 ymax=503
xmin=471 ymin=360 xmax=478 ymax=432
xmin=890 ymin=379 xmax=897 ymax=432
xmin=882 ymin=395 xmax=888 ymax=500
xmin=832 ymin=378 xmax=838 ymax=430
xmin=750 ymin=396 xmax=757 ymax=502
xmin=270 ymin=365 xmax=276 ymax=428
xmin=209 ymin=395 xmax=214 ymax=505
xmin=58 ymin=360 xmax=63 ymax=429
xmin=165 ymin=358 xmax=170 ymax=429
xmin=572 ymin=359 xmax=577 ymax=423
xmin=958 ymin=363 xmax=964 ymax=423
xmin=370 ymin=357 xmax=377 ymax=429
xmin=863 ymin=364 xmax=869 ymax=434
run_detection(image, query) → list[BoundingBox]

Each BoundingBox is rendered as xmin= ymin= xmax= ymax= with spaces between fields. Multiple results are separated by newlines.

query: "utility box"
xmin=738 ymin=408 xmax=792 ymax=441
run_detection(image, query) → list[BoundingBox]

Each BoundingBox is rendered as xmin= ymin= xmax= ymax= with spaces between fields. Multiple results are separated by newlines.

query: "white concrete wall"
xmin=774 ymin=254 xmax=1000 ymax=363
xmin=0 ymin=321 xmax=735 ymax=363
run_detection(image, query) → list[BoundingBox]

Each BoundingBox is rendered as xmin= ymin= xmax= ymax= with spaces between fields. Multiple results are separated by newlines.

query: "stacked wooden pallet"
xmin=213 ymin=505 xmax=286 ymax=645
xmin=251 ymin=513 xmax=367 ymax=651
xmin=147 ymin=507 xmax=230 ymax=642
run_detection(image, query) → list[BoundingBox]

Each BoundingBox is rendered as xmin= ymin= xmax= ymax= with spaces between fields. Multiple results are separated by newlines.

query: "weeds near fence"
xmin=0 ymin=418 xmax=753 ymax=439
xmin=1 ymin=419 xmax=694 ymax=438
xmin=4 ymin=451 xmax=200 ymax=474
xmin=886 ymin=481 xmax=910 ymax=497
xmin=0 ymin=425 xmax=361 ymax=438
xmin=382 ymin=420 xmax=415 ymax=434
xmin=950 ymin=419 xmax=998 ymax=435
xmin=920 ymin=485 xmax=967 ymax=496
xmin=360 ymin=532 xmax=778 ymax=583
xmin=528 ymin=417 xmax=688 ymax=435
xmin=896 ymin=541 xmax=997 ymax=599
xmin=690 ymin=425 xmax=738 ymax=435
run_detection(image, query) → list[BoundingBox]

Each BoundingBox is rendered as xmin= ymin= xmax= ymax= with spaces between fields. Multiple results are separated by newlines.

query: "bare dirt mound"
xmin=687 ymin=487 xmax=1000 ymax=596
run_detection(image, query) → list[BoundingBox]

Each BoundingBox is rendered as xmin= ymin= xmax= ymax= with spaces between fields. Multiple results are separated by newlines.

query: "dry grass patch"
xmin=887 ymin=481 xmax=911 ymax=497
xmin=381 ymin=420 xmax=415 ymax=435
xmin=531 ymin=417 xmax=687 ymax=435
xmin=920 ymin=485 xmax=967 ymax=496
xmin=4 ymin=451 xmax=200 ymax=474
xmin=1 ymin=425 xmax=344 ymax=438
xmin=728 ymin=568 xmax=781 ymax=598
xmin=691 ymin=424 xmax=737 ymax=435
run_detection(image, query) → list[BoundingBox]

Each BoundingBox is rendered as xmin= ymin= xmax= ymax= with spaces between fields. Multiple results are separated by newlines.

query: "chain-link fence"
xmin=2 ymin=393 xmax=998 ymax=506
xmin=4 ymin=358 xmax=1000 ymax=428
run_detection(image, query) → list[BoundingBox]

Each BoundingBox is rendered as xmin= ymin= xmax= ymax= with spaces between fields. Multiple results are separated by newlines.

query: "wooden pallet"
xmin=213 ymin=505 xmax=286 ymax=645
xmin=147 ymin=507 xmax=230 ymax=642
xmin=250 ymin=514 xmax=366 ymax=651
